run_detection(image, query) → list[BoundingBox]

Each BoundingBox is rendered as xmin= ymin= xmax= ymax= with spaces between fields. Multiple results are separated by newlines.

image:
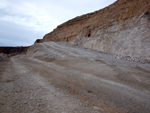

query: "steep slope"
xmin=35 ymin=0 xmax=150 ymax=63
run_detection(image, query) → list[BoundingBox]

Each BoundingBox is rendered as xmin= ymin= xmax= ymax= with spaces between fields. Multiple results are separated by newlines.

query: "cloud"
xmin=0 ymin=20 xmax=44 ymax=46
xmin=0 ymin=0 xmax=117 ymax=46
xmin=0 ymin=0 xmax=62 ymax=32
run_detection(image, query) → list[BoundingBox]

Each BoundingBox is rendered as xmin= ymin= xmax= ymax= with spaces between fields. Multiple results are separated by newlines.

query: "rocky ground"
xmin=0 ymin=42 xmax=150 ymax=113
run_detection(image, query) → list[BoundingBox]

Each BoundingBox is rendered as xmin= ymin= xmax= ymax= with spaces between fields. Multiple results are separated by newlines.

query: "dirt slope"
xmin=0 ymin=42 xmax=150 ymax=113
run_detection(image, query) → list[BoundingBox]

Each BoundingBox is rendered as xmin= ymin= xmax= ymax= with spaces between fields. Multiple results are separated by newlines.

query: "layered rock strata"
xmin=35 ymin=0 xmax=150 ymax=63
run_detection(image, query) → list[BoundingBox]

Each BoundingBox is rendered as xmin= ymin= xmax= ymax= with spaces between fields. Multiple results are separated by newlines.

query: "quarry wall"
xmin=35 ymin=0 xmax=150 ymax=63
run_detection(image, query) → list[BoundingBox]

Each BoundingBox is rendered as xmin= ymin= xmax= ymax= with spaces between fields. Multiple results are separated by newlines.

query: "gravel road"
xmin=0 ymin=42 xmax=150 ymax=113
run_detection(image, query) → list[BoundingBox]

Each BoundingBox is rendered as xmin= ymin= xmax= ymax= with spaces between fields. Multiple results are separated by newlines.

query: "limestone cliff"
xmin=35 ymin=0 xmax=150 ymax=63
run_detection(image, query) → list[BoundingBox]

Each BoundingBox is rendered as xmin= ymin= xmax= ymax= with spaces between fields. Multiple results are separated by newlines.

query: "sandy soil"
xmin=0 ymin=42 xmax=150 ymax=113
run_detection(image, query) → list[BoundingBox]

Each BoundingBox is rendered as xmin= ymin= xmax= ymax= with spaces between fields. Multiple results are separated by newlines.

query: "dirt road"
xmin=0 ymin=42 xmax=150 ymax=113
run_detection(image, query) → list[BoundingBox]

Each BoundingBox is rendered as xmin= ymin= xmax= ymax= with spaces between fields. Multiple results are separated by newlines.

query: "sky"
xmin=0 ymin=0 xmax=117 ymax=46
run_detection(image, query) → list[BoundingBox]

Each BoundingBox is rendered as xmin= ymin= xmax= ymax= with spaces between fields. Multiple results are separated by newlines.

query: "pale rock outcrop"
xmin=75 ymin=12 xmax=150 ymax=63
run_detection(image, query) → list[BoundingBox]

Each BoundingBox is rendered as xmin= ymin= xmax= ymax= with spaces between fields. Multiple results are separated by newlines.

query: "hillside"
xmin=35 ymin=0 xmax=150 ymax=63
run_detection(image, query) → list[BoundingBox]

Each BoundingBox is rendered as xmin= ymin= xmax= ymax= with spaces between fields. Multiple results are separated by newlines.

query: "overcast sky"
xmin=0 ymin=0 xmax=116 ymax=46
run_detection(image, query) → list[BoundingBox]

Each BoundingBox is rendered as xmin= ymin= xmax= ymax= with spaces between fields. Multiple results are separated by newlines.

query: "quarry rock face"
xmin=35 ymin=0 xmax=150 ymax=63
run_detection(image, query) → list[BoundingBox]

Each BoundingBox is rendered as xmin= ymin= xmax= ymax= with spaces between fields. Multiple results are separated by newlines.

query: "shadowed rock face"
xmin=35 ymin=0 xmax=150 ymax=62
xmin=0 ymin=47 xmax=29 ymax=56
